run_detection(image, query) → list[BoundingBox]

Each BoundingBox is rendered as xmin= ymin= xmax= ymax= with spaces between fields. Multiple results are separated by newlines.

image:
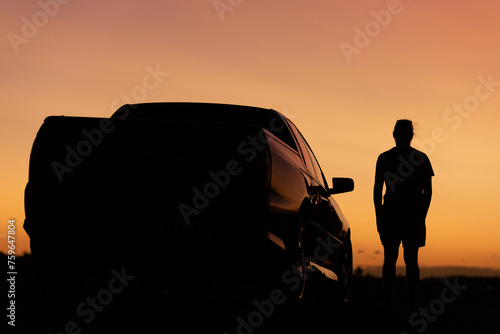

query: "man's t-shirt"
xmin=375 ymin=146 xmax=434 ymax=220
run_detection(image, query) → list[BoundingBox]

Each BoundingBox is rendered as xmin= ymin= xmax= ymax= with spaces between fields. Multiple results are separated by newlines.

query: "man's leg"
xmin=383 ymin=244 xmax=399 ymax=306
xmin=403 ymin=245 xmax=420 ymax=310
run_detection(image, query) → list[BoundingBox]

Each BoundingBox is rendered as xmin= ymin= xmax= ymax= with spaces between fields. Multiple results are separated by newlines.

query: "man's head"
xmin=393 ymin=119 xmax=413 ymax=147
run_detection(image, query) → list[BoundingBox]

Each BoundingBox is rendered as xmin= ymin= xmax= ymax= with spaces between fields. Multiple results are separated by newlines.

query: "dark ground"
xmin=4 ymin=254 xmax=500 ymax=334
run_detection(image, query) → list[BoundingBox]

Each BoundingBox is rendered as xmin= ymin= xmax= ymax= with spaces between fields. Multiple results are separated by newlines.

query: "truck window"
xmin=303 ymin=140 xmax=328 ymax=189
xmin=266 ymin=114 xmax=298 ymax=151
xmin=285 ymin=120 xmax=320 ymax=181
xmin=284 ymin=119 xmax=328 ymax=189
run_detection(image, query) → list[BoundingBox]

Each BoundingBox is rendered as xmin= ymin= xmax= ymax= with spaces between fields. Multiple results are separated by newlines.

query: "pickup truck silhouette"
xmin=24 ymin=103 xmax=354 ymax=320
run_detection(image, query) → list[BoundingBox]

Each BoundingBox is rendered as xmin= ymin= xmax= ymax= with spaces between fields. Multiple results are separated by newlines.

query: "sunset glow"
xmin=1 ymin=0 xmax=500 ymax=271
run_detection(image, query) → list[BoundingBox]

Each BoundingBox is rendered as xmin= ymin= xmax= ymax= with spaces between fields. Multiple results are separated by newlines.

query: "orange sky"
xmin=1 ymin=0 xmax=500 ymax=270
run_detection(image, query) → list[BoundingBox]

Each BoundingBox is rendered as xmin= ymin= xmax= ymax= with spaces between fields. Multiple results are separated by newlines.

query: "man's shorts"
xmin=379 ymin=222 xmax=426 ymax=248
xmin=377 ymin=207 xmax=426 ymax=248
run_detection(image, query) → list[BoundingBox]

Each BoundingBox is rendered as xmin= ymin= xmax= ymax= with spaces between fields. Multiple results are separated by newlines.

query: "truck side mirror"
xmin=328 ymin=177 xmax=354 ymax=194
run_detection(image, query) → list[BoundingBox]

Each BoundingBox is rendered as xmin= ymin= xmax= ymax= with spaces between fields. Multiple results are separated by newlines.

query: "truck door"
xmin=283 ymin=119 xmax=343 ymax=275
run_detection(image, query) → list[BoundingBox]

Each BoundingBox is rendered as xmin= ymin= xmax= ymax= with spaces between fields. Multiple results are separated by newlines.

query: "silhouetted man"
xmin=373 ymin=120 xmax=434 ymax=310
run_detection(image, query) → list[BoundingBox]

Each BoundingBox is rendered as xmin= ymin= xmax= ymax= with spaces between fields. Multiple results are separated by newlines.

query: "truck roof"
xmin=111 ymin=102 xmax=296 ymax=149
xmin=112 ymin=102 xmax=277 ymax=125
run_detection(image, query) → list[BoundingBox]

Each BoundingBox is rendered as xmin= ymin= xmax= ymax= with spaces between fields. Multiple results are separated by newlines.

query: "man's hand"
xmin=376 ymin=205 xmax=387 ymax=234
xmin=373 ymin=178 xmax=385 ymax=234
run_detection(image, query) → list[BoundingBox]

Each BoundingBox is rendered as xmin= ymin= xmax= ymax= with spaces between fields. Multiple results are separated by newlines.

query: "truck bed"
xmin=24 ymin=116 xmax=275 ymax=285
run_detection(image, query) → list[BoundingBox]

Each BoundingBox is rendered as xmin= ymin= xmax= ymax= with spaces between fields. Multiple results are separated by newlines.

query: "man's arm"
xmin=421 ymin=176 xmax=432 ymax=218
xmin=373 ymin=178 xmax=384 ymax=218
